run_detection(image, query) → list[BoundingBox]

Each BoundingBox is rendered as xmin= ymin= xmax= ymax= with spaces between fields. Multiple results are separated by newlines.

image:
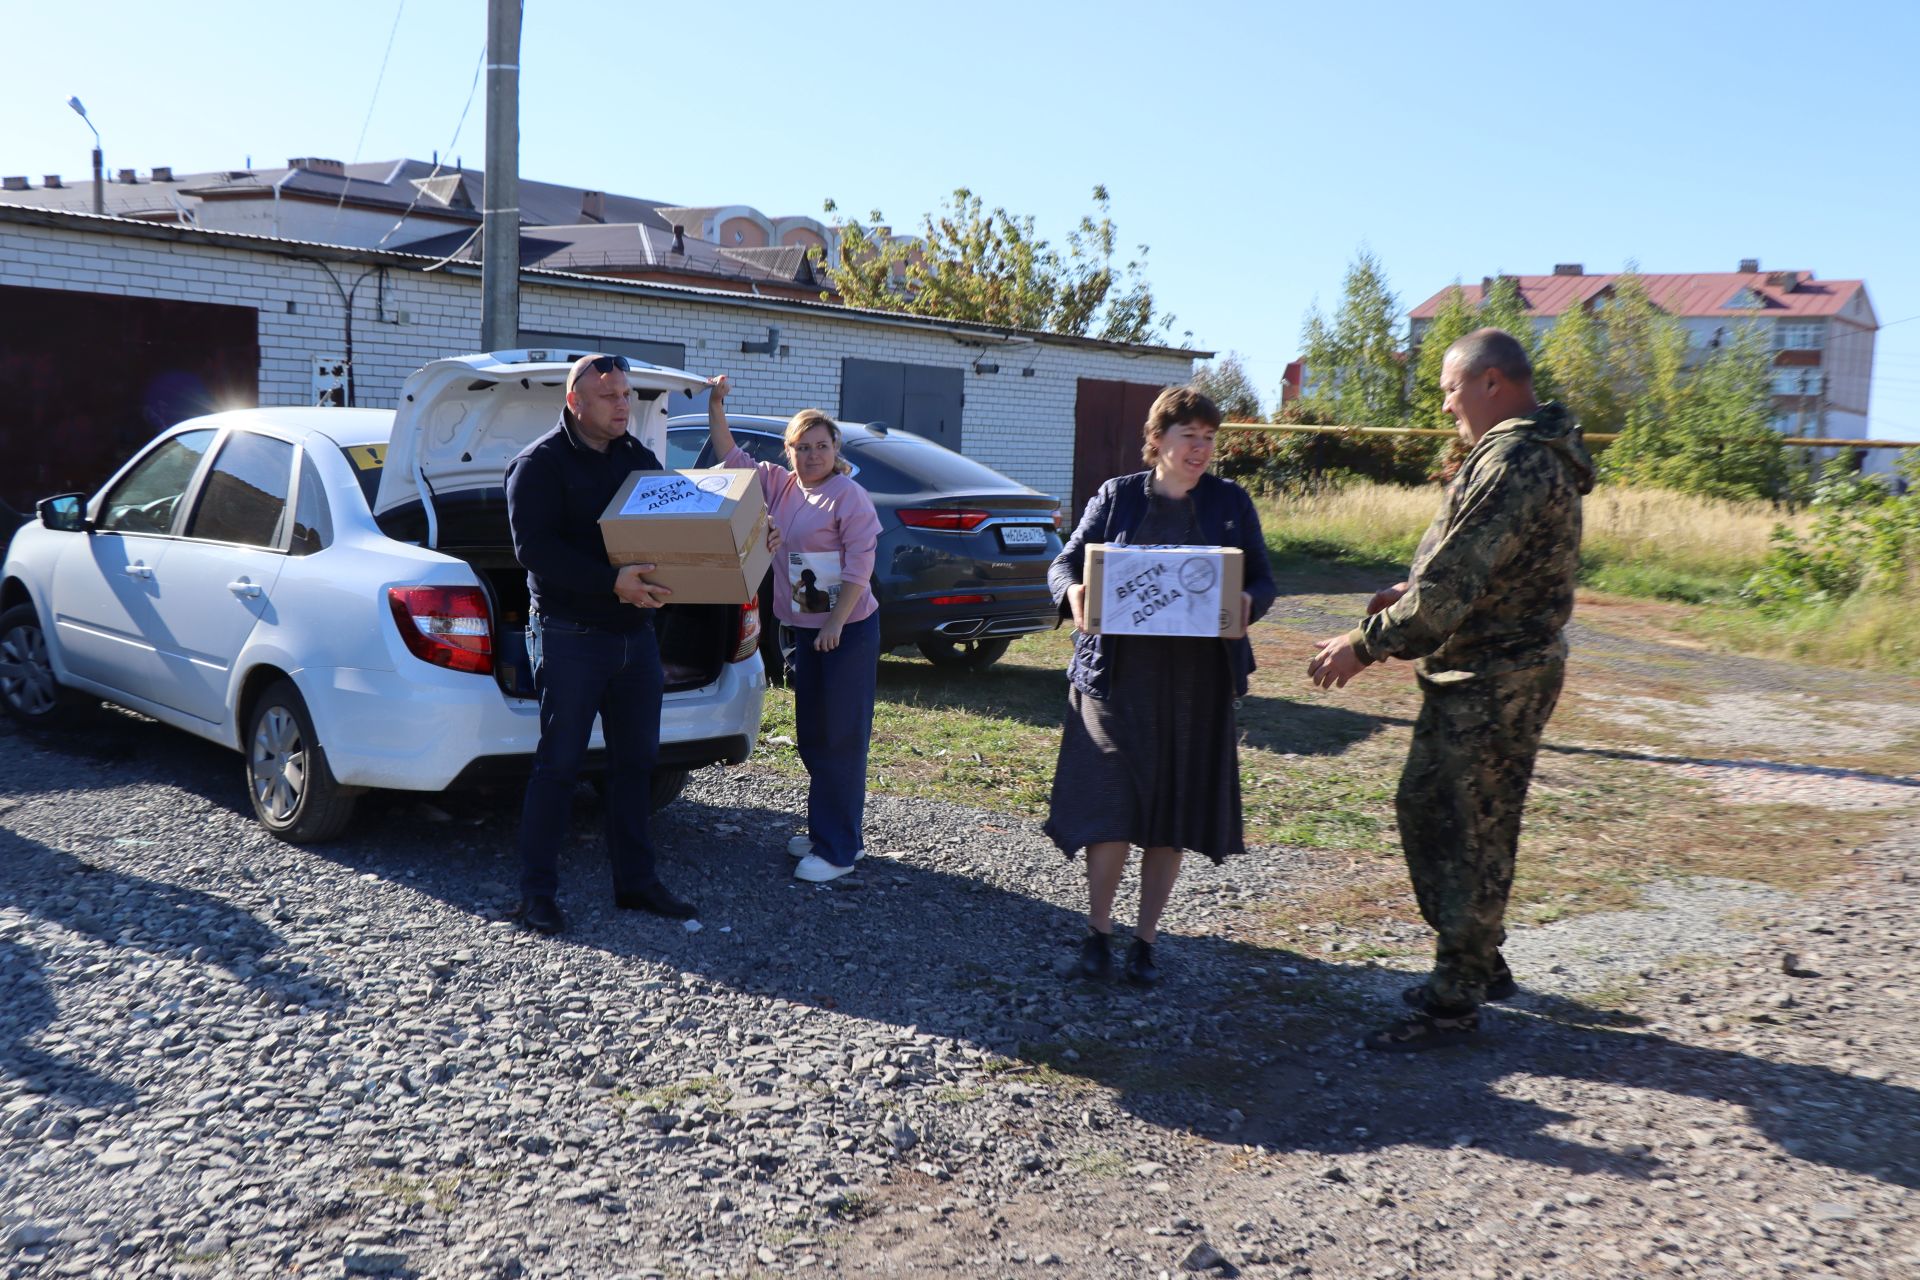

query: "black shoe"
xmin=1123 ymin=938 xmax=1158 ymax=987
xmin=515 ymin=895 xmax=565 ymax=935
xmin=1403 ymin=971 xmax=1517 ymax=1010
xmin=615 ymin=882 xmax=698 ymax=920
xmin=1077 ymin=929 xmax=1114 ymax=981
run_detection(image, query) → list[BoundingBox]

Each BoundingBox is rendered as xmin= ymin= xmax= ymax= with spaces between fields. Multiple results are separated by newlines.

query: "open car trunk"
xmin=382 ymin=491 xmax=735 ymax=698
xmin=368 ymin=352 xmax=735 ymax=697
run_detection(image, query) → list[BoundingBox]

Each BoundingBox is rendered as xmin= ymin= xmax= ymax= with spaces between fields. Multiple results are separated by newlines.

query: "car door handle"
xmin=123 ymin=562 xmax=153 ymax=579
xmin=227 ymin=580 xmax=263 ymax=599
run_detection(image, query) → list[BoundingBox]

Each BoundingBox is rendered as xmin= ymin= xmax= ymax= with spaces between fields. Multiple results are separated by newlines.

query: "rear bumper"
xmin=302 ymin=653 xmax=764 ymax=792
xmin=445 ymin=732 xmax=753 ymax=789
xmin=876 ymin=584 xmax=1062 ymax=650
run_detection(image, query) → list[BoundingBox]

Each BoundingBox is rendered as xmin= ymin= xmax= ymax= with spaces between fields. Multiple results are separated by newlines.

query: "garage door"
xmin=0 ymin=285 xmax=259 ymax=512
xmin=840 ymin=358 xmax=964 ymax=453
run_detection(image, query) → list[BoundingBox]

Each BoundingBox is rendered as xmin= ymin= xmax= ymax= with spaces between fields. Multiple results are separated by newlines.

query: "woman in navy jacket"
xmin=1044 ymin=386 xmax=1276 ymax=985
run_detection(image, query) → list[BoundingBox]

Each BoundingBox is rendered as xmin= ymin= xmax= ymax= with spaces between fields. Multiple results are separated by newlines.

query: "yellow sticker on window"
xmin=345 ymin=444 xmax=388 ymax=470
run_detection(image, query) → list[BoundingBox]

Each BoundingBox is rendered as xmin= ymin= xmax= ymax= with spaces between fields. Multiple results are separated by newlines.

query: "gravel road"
xmin=2 ymin=616 xmax=1917 ymax=1279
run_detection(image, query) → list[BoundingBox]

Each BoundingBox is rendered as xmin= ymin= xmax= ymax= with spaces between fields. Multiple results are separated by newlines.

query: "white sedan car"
xmin=0 ymin=351 xmax=766 ymax=841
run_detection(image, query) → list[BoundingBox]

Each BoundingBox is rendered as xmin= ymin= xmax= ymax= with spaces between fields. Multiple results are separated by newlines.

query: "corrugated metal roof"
xmin=1409 ymin=270 xmax=1871 ymax=322
xmin=0 ymin=203 xmax=1212 ymax=359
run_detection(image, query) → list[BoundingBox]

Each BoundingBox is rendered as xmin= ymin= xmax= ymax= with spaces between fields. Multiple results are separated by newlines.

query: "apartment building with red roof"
xmin=1407 ymin=261 xmax=1878 ymax=443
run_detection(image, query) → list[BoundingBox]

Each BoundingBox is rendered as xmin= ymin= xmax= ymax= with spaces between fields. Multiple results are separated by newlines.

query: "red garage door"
xmin=0 ymin=285 xmax=259 ymax=512
xmin=1071 ymin=377 xmax=1169 ymax=520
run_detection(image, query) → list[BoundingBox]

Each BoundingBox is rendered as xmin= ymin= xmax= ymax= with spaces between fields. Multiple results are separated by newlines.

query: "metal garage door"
xmin=839 ymin=358 xmax=964 ymax=453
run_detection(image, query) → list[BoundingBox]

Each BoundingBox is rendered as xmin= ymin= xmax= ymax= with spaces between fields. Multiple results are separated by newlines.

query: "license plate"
xmin=1000 ymin=525 xmax=1048 ymax=548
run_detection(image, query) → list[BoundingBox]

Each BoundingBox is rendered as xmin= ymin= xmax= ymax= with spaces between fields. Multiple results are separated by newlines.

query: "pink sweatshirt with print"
xmin=727 ymin=446 xmax=882 ymax=628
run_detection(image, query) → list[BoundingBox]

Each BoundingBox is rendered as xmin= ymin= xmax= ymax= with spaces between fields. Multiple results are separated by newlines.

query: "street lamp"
xmin=66 ymin=96 xmax=103 ymax=216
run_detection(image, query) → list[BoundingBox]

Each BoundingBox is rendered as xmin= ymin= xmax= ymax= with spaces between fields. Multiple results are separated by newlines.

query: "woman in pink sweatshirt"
xmin=706 ymin=376 xmax=883 ymax=882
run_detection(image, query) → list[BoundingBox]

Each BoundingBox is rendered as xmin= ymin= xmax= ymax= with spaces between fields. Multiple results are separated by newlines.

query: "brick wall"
xmin=0 ymin=219 xmax=1197 ymax=503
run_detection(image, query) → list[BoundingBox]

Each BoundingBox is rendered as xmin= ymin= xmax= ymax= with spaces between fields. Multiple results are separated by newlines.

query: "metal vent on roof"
xmin=289 ymin=157 xmax=348 ymax=177
xmin=1738 ymin=258 xmax=1760 ymax=273
xmin=42 ymin=175 xmax=63 ymax=189
xmin=1 ymin=177 xmax=27 ymax=191
xmin=411 ymin=174 xmax=468 ymax=208
xmin=1552 ymin=263 xmax=1583 ymax=276
xmin=152 ymin=166 xmax=173 ymax=183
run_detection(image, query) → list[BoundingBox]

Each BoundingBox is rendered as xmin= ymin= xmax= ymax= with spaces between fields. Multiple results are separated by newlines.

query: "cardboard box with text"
xmin=1083 ymin=544 xmax=1245 ymax=638
xmin=599 ymin=469 xmax=772 ymax=605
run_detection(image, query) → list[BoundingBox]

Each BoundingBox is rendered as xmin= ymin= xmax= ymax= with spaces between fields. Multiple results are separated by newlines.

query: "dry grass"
xmin=1257 ymin=481 xmax=1811 ymax=605
xmin=1581 ymin=486 xmax=1808 ymax=581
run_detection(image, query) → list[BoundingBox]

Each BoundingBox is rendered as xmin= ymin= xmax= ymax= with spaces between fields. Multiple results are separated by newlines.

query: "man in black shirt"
xmin=504 ymin=354 xmax=697 ymax=933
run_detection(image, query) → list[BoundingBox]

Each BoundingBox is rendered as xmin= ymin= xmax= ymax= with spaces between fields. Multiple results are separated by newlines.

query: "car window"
xmin=341 ymin=443 xmax=385 ymax=508
xmin=733 ymin=431 xmax=789 ymax=468
xmin=664 ymin=428 xmax=707 ymax=469
xmin=185 ymin=432 xmax=296 ymax=549
xmin=845 ymin=436 xmax=1019 ymax=494
xmin=97 ymin=429 xmax=218 ymax=534
xmin=289 ymin=453 xmax=332 ymax=556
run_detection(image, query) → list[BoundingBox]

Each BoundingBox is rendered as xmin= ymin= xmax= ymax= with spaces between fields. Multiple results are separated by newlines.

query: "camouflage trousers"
xmin=1396 ymin=660 xmax=1566 ymax=1012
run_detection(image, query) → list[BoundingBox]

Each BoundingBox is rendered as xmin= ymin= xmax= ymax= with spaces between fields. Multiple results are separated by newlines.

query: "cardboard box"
xmin=599 ymin=469 xmax=772 ymax=605
xmin=1083 ymin=544 xmax=1245 ymax=638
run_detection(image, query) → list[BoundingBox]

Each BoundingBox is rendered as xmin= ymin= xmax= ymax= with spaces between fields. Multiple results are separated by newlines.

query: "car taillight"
xmin=388 ymin=586 xmax=493 ymax=675
xmin=731 ymin=595 xmax=761 ymax=663
xmin=930 ymin=594 xmax=991 ymax=606
xmin=1052 ymin=505 xmax=1064 ymax=531
xmin=898 ymin=507 xmax=992 ymax=532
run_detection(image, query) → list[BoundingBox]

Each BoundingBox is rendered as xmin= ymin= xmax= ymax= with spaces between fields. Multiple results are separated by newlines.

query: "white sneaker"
xmin=789 ymin=835 xmax=865 ymax=862
xmin=794 ymin=854 xmax=856 ymax=883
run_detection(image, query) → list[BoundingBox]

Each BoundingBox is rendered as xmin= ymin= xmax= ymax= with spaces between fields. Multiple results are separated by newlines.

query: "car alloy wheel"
xmin=0 ymin=607 xmax=61 ymax=721
xmin=250 ymin=703 xmax=308 ymax=823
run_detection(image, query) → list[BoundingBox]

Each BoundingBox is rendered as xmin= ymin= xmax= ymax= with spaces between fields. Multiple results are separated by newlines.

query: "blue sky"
xmin=5 ymin=1 xmax=1917 ymax=438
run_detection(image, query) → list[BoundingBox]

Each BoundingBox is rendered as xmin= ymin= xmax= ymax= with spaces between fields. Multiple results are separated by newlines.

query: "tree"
xmin=1475 ymin=275 xmax=1539 ymax=363
xmin=1603 ymin=324 xmax=1786 ymax=500
xmin=814 ymin=186 xmax=1176 ymax=344
xmin=1298 ymin=250 xmax=1405 ymax=428
xmin=1192 ymin=351 xmax=1262 ymax=421
xmin=1409 ymin=284 xmax=1477 ymax=429
xmin=1536 ymin=295 xmax=1615 ymax=434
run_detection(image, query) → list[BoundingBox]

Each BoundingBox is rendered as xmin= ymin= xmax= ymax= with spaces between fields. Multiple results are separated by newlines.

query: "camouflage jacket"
xmin=1349 ymin=402 xmax=1594 ymax=676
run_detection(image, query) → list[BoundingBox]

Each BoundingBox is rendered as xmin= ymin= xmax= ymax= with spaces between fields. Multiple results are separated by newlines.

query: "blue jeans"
xmin=787 ymin=612 xmax=879 ymax=867
xmin=516 ymin=612 xmax=662 ymax=900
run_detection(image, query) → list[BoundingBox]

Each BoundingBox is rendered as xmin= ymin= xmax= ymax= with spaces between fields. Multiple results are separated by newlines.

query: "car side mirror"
xmin=37 ymin=494 xmax=90 ymax=532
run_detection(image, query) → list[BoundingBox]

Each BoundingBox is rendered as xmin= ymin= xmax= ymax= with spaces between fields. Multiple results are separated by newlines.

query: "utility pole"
xmin=480 ymin=0 xmax=521 ymax=351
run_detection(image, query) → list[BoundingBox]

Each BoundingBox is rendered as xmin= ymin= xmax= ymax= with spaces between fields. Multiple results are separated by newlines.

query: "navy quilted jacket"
xmin=1047 ymin=471 xmax=1277 ymax=699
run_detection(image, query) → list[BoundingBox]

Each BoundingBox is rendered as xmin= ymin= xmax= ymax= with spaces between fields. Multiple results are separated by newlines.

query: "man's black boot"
xmin=516 ymin=895 xmax=565 ymax=935
xmin=616 ymin=881 xmax=698 ymax=920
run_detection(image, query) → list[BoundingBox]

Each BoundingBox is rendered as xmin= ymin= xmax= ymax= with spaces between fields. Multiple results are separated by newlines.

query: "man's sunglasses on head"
xmin=585 ymin=354 xmax=630 ymax=375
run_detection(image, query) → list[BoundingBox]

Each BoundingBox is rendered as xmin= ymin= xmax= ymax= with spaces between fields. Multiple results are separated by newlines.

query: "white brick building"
xmin=0 ymin=206 xmax=1202 ymax=513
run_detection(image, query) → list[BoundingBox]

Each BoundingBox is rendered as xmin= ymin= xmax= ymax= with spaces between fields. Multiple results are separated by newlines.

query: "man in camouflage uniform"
xmin=1308 ymin=328 xmax=1594 ymax=1051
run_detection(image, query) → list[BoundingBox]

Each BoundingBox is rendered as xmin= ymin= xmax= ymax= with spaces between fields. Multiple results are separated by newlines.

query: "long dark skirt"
xmin=1042 ymin=636 xmax=1245 ymax=864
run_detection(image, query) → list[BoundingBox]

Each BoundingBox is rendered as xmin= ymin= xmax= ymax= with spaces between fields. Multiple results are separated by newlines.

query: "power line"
xmin=373 ymin=38 xmax=488 ymax=250
xmin=329 ymin=0 xmax=409 ymax=230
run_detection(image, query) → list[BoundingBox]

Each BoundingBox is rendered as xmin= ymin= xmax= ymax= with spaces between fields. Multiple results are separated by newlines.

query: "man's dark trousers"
xmin=516 ymin=611 xmax=663 ymax=900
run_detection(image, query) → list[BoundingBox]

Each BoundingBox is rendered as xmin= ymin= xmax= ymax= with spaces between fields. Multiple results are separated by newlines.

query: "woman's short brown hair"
xmin=785 ymin=408 xmax=852 ymax=476
xmin=1141 ymin=386 xmax=1224 ymax=464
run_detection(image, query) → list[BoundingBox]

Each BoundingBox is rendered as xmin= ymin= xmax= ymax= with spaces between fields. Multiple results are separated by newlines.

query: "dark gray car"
xmin=664 ymin=415 xmax=1063 ymax=672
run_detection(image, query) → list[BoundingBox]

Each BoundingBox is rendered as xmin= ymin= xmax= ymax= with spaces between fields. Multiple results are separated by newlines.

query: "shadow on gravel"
xmin=287 ymin=787 xmax=1920 ymax=1194
xmin=0 ymin=705 xmax=252 ymax=819
xmin=9 ymin=714 xmax=1915 ymax=1192
xmin=0 ymin=828 xmax=343 ymax=1108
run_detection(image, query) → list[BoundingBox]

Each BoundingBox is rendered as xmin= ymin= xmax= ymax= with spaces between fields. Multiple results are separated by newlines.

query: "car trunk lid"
xmin=373 ymin=351 xmax=708 ymax=543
